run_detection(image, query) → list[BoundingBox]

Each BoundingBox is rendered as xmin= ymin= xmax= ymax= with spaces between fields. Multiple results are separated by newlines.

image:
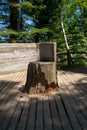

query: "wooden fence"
xmin=56 ymin=51 xmax=87 ymax=68
xmin=0 ymin=43 xmax=39 ymax=73
xmin=0 ymin=43 xmax=87 ymax=73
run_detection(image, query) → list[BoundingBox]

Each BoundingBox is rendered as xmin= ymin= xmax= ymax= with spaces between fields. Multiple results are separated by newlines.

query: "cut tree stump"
xmin=24 ymin=42 xmax=58 ymax=94
xmin=24 ymin=61 xmax=58 ymax=94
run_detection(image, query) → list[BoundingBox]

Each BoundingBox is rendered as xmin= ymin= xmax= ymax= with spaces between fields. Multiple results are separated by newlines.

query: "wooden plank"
xmin=0 ymin=81 xmax=7 ymax=91
xmin=64 ymin=82 xmax=87 ymax=121
xmin=66 ymin=72 xmax=87 ymax=97
xmin=58 ymin=71 xmax=87 ymax=130
xmin=43 ymin=96 xmax=53 ymax=130
xmin=78 ymin=74 xmax=87 ymax=92
xmin=17 ymin=97 xmax=30 ymax=130
xmin=68 ymin=82 xmax=87 ymax=120
xmin=55 ymin=95 xmax=72 ymax=130
xmin=59 ymin=86 xmax=82 ymax=130
xmin=61 ymin=85 xmax=87 ymax=130
xmin=48 ymin=96 xmax=62 ymax=130
xmin=73 ymin=94 xmax=87 ymax=120
xmin=26 ymin=98 xmax=37 ymax=130
xmin=0 ymin=94 xmax=20 ymax=130
xmin=35 ymin=97 xmax=43 ymax=130
xmin=0 ymin=81 xmax=18 ymax=104
xmin=63 ymin=72 xmax=87 ymax=108
xmin=7 ymin=96 xmax=26 ymax=130
xmin=0 ymin=72 xmax=23 ymax=111
xmin=71 ymin=73 xmax=87 ymax=98
xmin=0 ymin=70 xmax=86 ymax=130
xmin=0 ymin=43 xmax=39 ymax=73
xmin=0 ymin=72 xmax=26 ymax=129
xmin=0 ymin=83 xmax=19 ymax=121
xmin=0 ymin=73 xmax=17 ymax=94
xmin=0 ymin=72 xmax=19 ymax=102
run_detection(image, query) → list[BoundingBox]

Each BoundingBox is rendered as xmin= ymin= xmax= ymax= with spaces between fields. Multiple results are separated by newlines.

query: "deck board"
xmin=16 ymin=97 xmax=28 ymax=130
xmin=26 ymin=98 xmax=37 ymax=130
xmin=7 ymin=97 xmax=25 ymax=130
xmin=49 ymin=96 xmax=62 ymax=130
xmin=55 ymin=95 xmax=72 ymax=130
xmin=43 ymin=96 xmax=53 ymax=130
xmin=0 ymin=69 xmax=87 ymax=130
xmin=35 ymin=98 xmax=43 ymax=130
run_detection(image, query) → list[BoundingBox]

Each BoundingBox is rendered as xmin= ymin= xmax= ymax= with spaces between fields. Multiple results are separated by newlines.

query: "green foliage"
xmin=56 ymin=0 xmax=87 ymax=69
xmin=75 ymin=0 xmax=87 ymax=8
xmin=0 ymin=0 xmax=87 ymax=68
xmin=17 ymin=2 xmax=35 ymax=12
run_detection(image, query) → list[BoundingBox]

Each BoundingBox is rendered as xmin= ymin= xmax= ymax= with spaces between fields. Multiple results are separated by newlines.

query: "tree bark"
xmin=24 ymin=61 xmax=58 ymax=94
xmin=9 ymin=0 xmax=19 ymax=42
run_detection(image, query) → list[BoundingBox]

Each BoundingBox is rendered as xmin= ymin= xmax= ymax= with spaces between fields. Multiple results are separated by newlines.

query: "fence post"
xmin=67 ymin=50 xmax=73 ymax=68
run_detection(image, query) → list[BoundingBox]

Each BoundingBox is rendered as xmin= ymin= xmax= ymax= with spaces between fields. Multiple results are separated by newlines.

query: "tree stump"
xmin=24 ymin=61 xmax=58 ymax=94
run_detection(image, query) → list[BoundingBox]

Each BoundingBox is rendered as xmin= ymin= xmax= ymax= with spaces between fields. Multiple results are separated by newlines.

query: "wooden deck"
xmin=0 ymin=69 xmax=87 ymax=130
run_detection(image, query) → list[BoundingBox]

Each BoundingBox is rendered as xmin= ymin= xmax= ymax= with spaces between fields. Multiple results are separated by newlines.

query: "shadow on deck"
xmin=0 ymin=69 xmax=87 ymax=130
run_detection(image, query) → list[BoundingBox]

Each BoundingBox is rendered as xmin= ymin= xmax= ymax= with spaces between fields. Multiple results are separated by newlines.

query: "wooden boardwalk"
xmin=0 ymin=69 xmax=87 ymax=130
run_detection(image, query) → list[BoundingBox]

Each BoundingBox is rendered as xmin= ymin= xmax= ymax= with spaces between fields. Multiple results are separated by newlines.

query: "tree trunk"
xmin=9 ymin=0 xmax=19 ymax=42
xmin=24 ymin=61 xmax=58 ymax=94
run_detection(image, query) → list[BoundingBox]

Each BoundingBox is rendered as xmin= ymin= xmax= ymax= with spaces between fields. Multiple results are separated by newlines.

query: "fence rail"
xmin=56 ymin=51 xmax=87 ymax=68
xmin=56 ymin=51 xmax=87 ymax=55
xmin=0 ymin=43 xmax=87 ymax=73
xmin=0 ymin=43 xmax=39 ymax=73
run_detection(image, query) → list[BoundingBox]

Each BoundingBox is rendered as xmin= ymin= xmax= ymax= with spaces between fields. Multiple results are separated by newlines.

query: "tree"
xmin=18 ymin=0 xmax=60 ymax=42
xmin=9 ymin=0 xmax=20 ymax=42
xmin=62 ymin=0 xmax=87 ymax=51
xmin=0 ymin=0 xmax=10 ymax=42
xmin=0 ymin=0 xmax=62 ymax=43
xmin=58 ymin=0 xmax=87 ymax=67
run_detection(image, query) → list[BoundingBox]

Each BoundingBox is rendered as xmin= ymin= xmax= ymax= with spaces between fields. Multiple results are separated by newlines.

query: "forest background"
xmin=0 ymin=0 xmax=87 ymax=68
